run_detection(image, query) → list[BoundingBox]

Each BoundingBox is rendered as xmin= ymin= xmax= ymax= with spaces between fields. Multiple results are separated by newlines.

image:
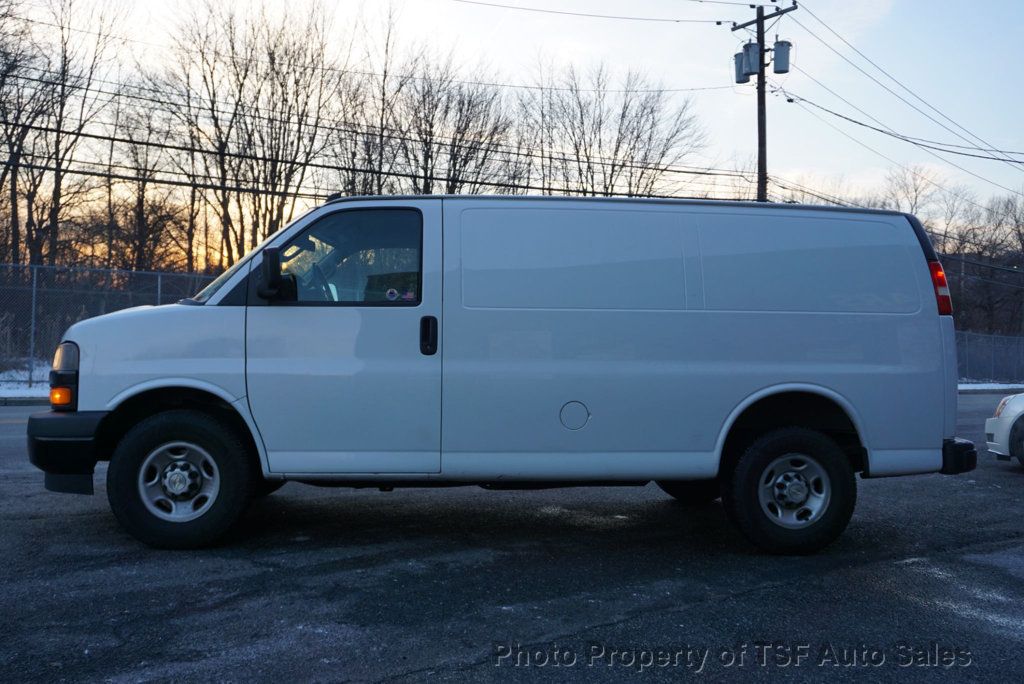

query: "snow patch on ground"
xmin=0 ymin=363 xmax=52 ymax=398
xmin=0 ymin=384 xmax=49 ymax=398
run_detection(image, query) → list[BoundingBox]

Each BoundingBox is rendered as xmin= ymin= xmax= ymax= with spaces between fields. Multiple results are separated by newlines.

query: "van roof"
xmin=323 ymin=193 xmax=905 ymax=218
xmin=321 ymin=194 xmax=935 ymax=261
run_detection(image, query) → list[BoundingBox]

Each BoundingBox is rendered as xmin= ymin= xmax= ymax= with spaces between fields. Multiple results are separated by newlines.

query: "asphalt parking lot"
xmin=2 ymin=394 xmax=1023 ymax=682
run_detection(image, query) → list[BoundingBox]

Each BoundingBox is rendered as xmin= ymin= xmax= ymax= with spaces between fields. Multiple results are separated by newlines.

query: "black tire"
xmin=722 ymin=427 xmax=856 ymax=555
xmin=1010 ymin=420 xmax=1024 ymax=467
xmin=656 ymin=479 xmax=721 ymax=505
xmin=106 ymin=410 xmax=255 ymax=549
xmin=253 ymin=479 xmax=286 ymax=498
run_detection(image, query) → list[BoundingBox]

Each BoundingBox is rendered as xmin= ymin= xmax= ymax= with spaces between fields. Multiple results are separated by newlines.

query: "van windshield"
xmin=187 ymin=208 xmax=317 ymax=304
xmin=189 ymin=253 xmax=254 ymax=304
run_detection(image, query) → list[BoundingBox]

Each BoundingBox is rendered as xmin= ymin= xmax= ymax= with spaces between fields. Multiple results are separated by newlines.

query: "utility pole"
xmin=732 ymin=2 xmax=798 ymax=202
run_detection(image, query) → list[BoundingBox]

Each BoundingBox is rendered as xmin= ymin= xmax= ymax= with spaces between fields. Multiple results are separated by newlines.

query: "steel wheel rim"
xmin=137 ymin=441 xmax=220 ymax=523
xmin=757 ymin=452 xmax=831 ymax=529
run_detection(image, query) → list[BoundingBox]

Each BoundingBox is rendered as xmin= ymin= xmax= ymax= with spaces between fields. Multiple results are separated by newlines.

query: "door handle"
xmin=419 ymin=316 xmax=438 ymax=356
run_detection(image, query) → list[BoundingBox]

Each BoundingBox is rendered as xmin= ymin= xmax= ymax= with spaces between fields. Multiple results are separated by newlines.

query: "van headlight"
xmin=50 ymin=341 xmax=79 ymax=410
xmin=52 ymin=341 xmax=79 ymax=372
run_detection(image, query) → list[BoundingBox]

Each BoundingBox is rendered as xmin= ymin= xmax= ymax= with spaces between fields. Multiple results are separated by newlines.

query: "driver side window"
xmin=280 ymin=208 xmax=422 ymax=305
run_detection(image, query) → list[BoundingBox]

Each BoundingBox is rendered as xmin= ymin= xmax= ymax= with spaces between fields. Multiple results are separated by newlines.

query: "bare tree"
xmin=163 ymin=1 xmax=254 ymax=266
xmin=881 ymin=164 xmax=938 ymax=217
xmin=519 ymin=64 xmax=704 ymax=197
xmin=398 ymin=54 xmax=512 ymax=194
xmin=118 ymin=101 xmax=175 ymax=271
xmin=0 ymin=5 xmax=50 ymax=264
xmin=33 ymin=0 xmax=117 ymax=265
xmin=327 ymin=8 xmax=413 ymax=197
xmin=236 ymin=4 xmax=341 ymax=244
xmin=367 ymin=9 xmax=410 ymax=196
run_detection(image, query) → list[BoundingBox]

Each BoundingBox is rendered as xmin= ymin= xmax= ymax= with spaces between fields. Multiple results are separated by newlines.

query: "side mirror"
xmin=257 ymin=247 xmax=296 ymax=302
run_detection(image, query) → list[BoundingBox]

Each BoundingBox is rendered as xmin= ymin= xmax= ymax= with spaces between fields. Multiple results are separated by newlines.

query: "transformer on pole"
xmin=773 ymin=41 xmax=792 ymax=74
xmin=734 ymin=52 xmax=750 ymax=84
xmin=731 ymin=2 xmax=799 ymax=202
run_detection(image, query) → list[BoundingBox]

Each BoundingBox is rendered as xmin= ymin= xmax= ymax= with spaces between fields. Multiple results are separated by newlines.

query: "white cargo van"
xmin=27 ymin=196 xmax=976 ymax=553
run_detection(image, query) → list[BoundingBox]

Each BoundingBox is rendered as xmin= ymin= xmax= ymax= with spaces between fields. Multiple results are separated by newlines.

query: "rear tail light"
xmin=929 ymin=260 xmax=953 ymax=315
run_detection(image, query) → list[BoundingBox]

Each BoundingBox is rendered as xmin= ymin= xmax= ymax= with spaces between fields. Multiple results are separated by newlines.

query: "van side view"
xmin=27 ymin=196 xmax=977 ymax=553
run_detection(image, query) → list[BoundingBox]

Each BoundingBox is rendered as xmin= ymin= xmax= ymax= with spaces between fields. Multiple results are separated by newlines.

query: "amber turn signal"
xmin=49 ymin=387 xmax=73 ymax=406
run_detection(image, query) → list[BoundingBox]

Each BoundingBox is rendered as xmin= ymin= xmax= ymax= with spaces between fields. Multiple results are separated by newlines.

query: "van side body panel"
xmin=440 ymin=198 xmax=944 ymax=480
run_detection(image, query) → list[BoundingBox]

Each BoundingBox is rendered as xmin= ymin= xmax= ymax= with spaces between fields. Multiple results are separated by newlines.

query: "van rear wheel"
xmin=722 ymin=427 xmax=856 ymax=555
xmin=656 ymin=479 xmax=720 ymax=505
xmin=106 ymin=410 xmax=254 ymax=549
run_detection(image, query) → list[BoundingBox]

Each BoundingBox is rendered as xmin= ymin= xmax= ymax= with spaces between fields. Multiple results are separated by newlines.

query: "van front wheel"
xmin=106 ymin=410 xmax=254 ymax=549
xmin=723 ymin=427 xmax=856 ymax=555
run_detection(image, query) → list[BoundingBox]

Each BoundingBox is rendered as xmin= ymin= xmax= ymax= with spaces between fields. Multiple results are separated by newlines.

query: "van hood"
xmin=61 ymin=302 xmax=244 ymax=371
xmin=63 ymin=304 xmax=163 ymax=339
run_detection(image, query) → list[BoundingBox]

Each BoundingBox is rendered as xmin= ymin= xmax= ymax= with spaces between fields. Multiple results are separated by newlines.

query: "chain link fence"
xmin=0 ymin=264 xmax=215 ymax=387
xmin=956 ymin=331 xmax=1024 ymax=384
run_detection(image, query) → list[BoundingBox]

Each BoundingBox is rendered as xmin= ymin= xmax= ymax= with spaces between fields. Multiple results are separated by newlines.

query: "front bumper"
xmin=941 ymin=437 xmax=977 ymax=475
xmin=985 ymin=416 xmax=1011 ymax=459
xmin=27 ymin=411 xmax=108 ymax=494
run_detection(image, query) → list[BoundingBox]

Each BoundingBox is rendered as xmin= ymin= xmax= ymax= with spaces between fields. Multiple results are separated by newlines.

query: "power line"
xmin=947 ymin=271 xmax=1024 ymax=292
xmin=4 ymin=68 xmax=751 ymax=187
xmin=774 ymin=70 xmax=1024 ymax=200
xmin=5 ymin=125 xmax=748 ymax=200
xmin=779 ymin=88 xmax=1024 ymax=164
xmin=770 ymin=178 xmax=866 ymax=208
xmin=928 ymin=230 xmax=1024 ymax=258
xmin=787 ymin=96 xmax=998 ymax=215
xmin=767 ymin=110 xmax=1024 ymax=259
xmin=786 ymin=66 xmax=1024 ymax=156
xmin=938 ymin=252 xmax=1024 ymax=276
xmin=671 ymin=0 xmax=779 ymax=5
xmin=13 ymin=15 xmax=731 ymax=95
xmin=449 ymin=0 xmax=729 ymax=24
xmin=10 ymin=147 xmax=333 ymax=198
xmin=3 ymin=158 xmax=326 ymax=199
xmin=789 ymin=14 xmax=1024 ymax=184
xmin=8 ymin=17 xmax=750 ymax=182
xmin=797 ymin=0 xmax=1016 ymax=161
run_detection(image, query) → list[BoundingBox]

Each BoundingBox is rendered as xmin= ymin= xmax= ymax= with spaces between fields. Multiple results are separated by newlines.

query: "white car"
xmin=986 ymin=394 xmax=1024 ymax=464
xmin=27 ymin=196 xmax=976 ymax=553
